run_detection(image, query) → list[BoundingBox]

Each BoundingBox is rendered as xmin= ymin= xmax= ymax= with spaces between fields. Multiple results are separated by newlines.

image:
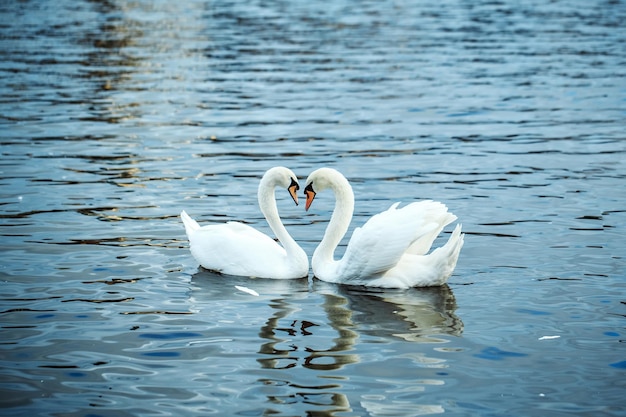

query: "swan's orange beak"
xmin=288 ymin=183 xmax=299 ymax=206
xmin=304 ymin=184 xmax=316 ymax=211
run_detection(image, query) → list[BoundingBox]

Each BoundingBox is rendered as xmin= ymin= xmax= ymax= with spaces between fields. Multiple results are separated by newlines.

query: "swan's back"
xmin=180 ymin=210 xmax=308 ymax=279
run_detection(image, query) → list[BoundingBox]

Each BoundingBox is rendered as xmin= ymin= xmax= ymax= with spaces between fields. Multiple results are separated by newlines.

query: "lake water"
xmin=1 ymin=0 xmax=625 ymax=415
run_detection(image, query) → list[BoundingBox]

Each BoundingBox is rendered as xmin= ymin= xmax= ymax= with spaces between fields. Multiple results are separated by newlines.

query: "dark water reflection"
xmin=1 ymin=0 xmax=626 ymax=415
xmin=256 ymin=282 xmax=462 ymax=371
xmin=187 ymin=271 xmax=462 ymax=416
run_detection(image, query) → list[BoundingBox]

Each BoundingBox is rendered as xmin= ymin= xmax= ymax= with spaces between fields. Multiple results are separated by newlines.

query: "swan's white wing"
xmin=405 ymin=207 xmax=457 ymax=256
xmin=186 ymin=220 xmax=291 ymax=278
xmin=369 ymin=223 xmax=465 ymax=288
xmin=335 ymin=200 xmax=455 ymax=281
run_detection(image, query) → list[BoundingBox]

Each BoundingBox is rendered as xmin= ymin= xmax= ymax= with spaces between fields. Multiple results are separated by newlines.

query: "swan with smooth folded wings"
xmin=181 ymin=167 xmax=308 ymax=279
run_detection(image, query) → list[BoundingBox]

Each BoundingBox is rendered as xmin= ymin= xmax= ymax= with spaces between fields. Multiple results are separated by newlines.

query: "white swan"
xmin=304 ymin=168 xmax=464 ymax=289
xmin=180 ymin=167 xmax=308 ymax=279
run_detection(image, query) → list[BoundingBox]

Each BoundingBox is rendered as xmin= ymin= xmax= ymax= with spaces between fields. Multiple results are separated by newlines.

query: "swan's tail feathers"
xmin=429 ymin=224 xmax=464 ymax=284
xmin=180 ymin=210 xmax=201 ymax=236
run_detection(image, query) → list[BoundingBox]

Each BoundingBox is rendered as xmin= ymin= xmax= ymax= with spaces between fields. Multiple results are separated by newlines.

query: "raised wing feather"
xmin=335 ymin=200 xmax=454 ymax=281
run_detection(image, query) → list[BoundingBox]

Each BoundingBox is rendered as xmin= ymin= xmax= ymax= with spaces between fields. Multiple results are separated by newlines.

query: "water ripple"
xmin=1 ymin=0 xmax=625 ymax=415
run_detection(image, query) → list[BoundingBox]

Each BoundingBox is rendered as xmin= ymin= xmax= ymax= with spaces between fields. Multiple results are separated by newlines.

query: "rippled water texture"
xmin=1 ymin=0 xmax=625 ymax=416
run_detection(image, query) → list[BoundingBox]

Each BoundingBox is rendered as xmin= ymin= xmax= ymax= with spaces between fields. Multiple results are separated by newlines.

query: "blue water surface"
xmin=1 ymin=0 xmax=625 ymax=416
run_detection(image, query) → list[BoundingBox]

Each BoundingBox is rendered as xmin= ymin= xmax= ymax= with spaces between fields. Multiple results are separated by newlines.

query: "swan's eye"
xmin=289 ymin=178 xmax=299 ymax=190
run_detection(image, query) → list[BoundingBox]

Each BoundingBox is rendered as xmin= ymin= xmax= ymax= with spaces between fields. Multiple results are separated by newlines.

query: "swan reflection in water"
xmin=190 ymin=270 xmax=463 ymax=416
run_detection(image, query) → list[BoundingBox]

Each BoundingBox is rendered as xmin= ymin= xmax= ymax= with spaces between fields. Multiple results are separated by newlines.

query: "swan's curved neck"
xmin=313 ymin=176 xmax=355 ymax=265
xmin=258 ymin=181 xmax=300 ymax=258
